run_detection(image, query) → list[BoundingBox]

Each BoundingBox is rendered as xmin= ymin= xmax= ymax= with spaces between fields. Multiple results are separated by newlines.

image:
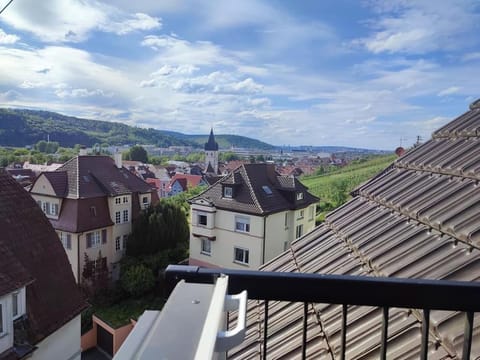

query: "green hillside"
xmin=0 ymin=108 xmax=274 ymax=149
xmin=300 ymin=154 xmax=397 ymax=222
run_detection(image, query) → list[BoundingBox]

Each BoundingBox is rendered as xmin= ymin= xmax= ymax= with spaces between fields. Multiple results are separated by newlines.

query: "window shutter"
xmin=102 ymin=229 xmax=107 ymax=244
xmin=66 ymin=234 xmax=71 ymax=249
xmin=86 ymin=233 xmax=92 ymax=248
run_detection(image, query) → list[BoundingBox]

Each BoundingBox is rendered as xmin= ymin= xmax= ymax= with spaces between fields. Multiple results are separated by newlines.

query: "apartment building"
xmin=29 ymin=154 xmax=158 ymax=282
xmin=189 ymin=163 xmax=318 ymax=269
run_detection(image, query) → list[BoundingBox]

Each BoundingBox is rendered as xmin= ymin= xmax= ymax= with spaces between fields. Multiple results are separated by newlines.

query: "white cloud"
xmin=437 ymin=86 xmax=460 ymax=97
xmin=462 ymin=52 xmax=480 ymax=62
xmin=99 ymin=13 xmax=161 ymax=35
xmin=355 ymin=0 xmax=480 ymax=54
xmin=1 ymin=0 xmax=161 ymax=42
xmin=0 ymin=28 xmax=19 ymax=44
xmin=55 ymin=88 xmax=113 ymax=98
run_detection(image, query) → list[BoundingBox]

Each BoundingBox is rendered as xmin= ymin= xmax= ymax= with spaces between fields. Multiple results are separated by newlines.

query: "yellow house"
xmin=189 ymin=163 xmax=318 ymax=269
xmin=30 ymin=154 xmax=158 ymax=283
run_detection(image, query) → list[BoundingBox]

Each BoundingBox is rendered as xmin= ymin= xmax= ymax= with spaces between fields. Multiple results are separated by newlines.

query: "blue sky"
xmin=0 ymin=0 xmax=479 ymax=150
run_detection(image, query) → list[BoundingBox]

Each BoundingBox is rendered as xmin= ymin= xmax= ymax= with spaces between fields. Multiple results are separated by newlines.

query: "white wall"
xmin=190 ymin=207 xmax=264 ymax=269
xmin=0 ymin=293 xmax=14 ymax=355
xmin=33 ymin=315 xmax=81 ymax=360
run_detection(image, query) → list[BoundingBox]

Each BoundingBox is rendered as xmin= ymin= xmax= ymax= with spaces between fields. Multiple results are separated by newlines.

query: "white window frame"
xmin=51 ymin=203 xmax=58 ymax=216
xmin=115 ymin=197 xmax=121 ymax=204
xmin=296 ymin=224 xmax=304 ymax=239
xmin=122 ymin=235 xmax=128 ymax=250
xmin=115 ymin=236 xmax=121 ymax=251
xmin=91 ymin=231 xmax=101 ymax=248
xmin=296 ymin=192 xmax=304 ymax=200
xmin=115 ymin=211 xmax=121 ymax=224
xmin=197 ymin=213 xmax=208 ymax=226
xmin=123 ymin=196 xmax=128 ymax=203
xmin=235 ymin=216 xmax=250 ymax=233
xmin=60 ymin=232 xmax=71 ymax=250
xmin=201 ymin=238 xmax=211 ymax=255
xmin=297 ymin=209 xmax=304 ymax=220
xmin=308 ymin=206 xmax=314 ymax=221
xmin=223 ymin=186 xmax=233 ymax=198
xmin=284 ymin=212 xmax=289 ymax=230
xmin=123 ymin=209 xmax=129 ymax=223
xmin=0 ymin=302 xmax=4 ymax=335
xmin=234 ymin=247 xmax=249 ymax=265
xmin=12 ymin=292 xmax=18 ymax=319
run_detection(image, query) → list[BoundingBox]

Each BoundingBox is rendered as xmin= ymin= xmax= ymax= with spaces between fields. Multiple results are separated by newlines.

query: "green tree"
xmin=35 ymin=140 xmax=47 ymax=152
xmin=126 ymin=201 xmax=189 ymax=257
xmin=256 ymin=154 xmax=265 ymax=162
xmin=128 ymin=145 xmax=148 ymax=163
xmin=220 ymin=152 xmax=239 ymax=162
xmin=45 ymin=141 xmax=59 ymax=154
xmin=120 ymin=264 xmax=155 ymax=297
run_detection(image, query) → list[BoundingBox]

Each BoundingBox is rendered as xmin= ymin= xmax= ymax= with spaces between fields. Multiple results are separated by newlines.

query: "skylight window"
xmin=262 ymin=185 xmax=272 ymax=195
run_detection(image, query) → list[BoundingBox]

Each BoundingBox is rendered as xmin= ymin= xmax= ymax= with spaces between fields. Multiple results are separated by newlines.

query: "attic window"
xmin=296 ymin=192 xmax=304 ymax=200
xmin=262 ymin=185 xmax=272 ymax=195
xmin=90 ymin=206 xmax=97 ymax=217
xmin=224 ymin=186 xmax=233 ymax=198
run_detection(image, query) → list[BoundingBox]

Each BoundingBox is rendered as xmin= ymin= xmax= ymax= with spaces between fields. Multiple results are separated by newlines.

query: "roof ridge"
xmin=240 ymin=164 xmax=264 ymax=213
xmin=396 ymin=162 xmax=480 ymax=182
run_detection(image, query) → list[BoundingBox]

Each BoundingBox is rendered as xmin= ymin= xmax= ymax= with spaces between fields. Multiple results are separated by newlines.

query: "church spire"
xmin=204 ymin=128 xmax=219 ymax=151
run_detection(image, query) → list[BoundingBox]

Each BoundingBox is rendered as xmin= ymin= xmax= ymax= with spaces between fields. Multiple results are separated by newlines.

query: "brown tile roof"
xmin=50 ymin=197 xmax=114 ymax=233
xmin=56 ymin=155 xmax=153 ymax=199
xmin=0 ymin=170 xmax=87 ymax=346
xmin=42 ymin=171 xmax=68 ymax=197
xmin=191 ymin=163 xmax=318 ymax=215
xmin=229 ymin=100 xmax=480 ymax=359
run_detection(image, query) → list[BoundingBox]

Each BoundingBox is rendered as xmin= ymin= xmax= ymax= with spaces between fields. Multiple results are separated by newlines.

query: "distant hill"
xmin=0 ymin=108 xmax=274 ymax=149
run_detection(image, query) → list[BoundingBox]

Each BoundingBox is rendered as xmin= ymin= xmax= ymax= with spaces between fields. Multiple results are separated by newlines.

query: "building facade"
xmin=29 ymin=154 xmax=158 ymax=283
xmin=189 ymin=163 xmax=318 ymax=269
xmin=0 ymin=170 xmax=87 ymax=360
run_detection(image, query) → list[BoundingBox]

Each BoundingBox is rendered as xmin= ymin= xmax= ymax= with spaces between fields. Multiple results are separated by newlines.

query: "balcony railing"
xmin=166 ymin=265 xmax=480 ymax=360
xmin=116 ymin=265 xmax=480 ymax=359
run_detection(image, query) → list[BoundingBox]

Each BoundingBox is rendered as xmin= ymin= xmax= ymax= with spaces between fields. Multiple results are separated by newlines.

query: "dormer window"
xmin=296 ymin=192 xmax=304 ymax=200
xmin=224 ymin=186 xmax=233 ymax=198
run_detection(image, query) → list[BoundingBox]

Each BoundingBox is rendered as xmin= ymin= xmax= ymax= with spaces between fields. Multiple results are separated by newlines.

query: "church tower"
xmin=204 ymin=128 xmax=219 ymax=174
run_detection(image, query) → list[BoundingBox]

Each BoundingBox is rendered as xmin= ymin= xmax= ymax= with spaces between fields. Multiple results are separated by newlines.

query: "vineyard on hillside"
xmin=301 ymin=154 xmax=397 ymax=222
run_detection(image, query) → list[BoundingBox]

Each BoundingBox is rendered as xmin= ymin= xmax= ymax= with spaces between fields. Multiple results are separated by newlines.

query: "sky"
xmin=0 ymin=0 xmax=479 ymax=150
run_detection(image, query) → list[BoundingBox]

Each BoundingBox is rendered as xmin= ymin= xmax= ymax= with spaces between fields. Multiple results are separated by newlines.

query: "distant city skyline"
xmin=0 ymin=0 xmax=479 ymax=149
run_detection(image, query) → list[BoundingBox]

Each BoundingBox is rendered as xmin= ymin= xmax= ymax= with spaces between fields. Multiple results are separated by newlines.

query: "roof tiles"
xmin=230 ymin=101 xmax=480 ymax=359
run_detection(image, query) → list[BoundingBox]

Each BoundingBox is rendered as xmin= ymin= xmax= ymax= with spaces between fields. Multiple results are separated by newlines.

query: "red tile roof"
xmin=0 ymin=170 xmax=87 ymax=345
xmin=170 ymin=174 xmax=204 ymax=189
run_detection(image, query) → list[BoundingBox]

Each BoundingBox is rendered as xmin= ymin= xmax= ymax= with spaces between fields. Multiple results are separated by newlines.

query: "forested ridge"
xmin=0 ymin=108 xmax=274 ymax=149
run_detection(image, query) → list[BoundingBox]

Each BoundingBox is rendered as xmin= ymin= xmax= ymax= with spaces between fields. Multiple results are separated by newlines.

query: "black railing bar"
xmin=340 ymin=304 xmax=347 ymax=360
xmin=420 ymin=309 xmax=429 ymax=360
xmin=462 ymin=311 xmax=474 ymax=360
xmin=380 ymin=306 xmax=389 ymax=360
xmin=302 ymin=302 xmax=307 ymax=360
xmin=263 ymin=300 xmax=268 ymax=360
xmin=165 ymin=265 xmax=480 ymax=312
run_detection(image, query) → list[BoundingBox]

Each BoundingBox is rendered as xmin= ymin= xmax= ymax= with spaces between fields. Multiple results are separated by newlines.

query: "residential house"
xmin=0 ymin=169 xmax=87 ymax=360
xmin=189 ymin=163 xmax=319 ymax=269
xmin=227 ymin=99 xmax=480 ymax=358
xmin=29 ymin=154 xmax=158 ymax=283
xmin=168 ymin=173 xmax=207 ymax=197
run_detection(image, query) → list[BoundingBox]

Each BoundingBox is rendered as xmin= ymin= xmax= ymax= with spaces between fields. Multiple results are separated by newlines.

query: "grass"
xmin=94 ymin=294 xmax=164 ymax=329
xmin=300 ymin=154 xmax=396 ymax=221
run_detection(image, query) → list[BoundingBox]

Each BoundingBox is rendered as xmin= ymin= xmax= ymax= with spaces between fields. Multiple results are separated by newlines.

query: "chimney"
xmin=114 ymin=151 xmax=122 ymax=169
xmin=79 ymin=146 xmax=87 ymax=156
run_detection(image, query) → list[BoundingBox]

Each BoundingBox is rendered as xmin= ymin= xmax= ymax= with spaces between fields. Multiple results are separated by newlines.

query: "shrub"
xmin=121 ymin=264 xmax=155 ymax=297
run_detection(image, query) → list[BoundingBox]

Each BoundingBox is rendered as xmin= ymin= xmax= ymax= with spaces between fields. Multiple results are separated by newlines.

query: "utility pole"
xmin=399 ymin=137 xmax=407 ymax=147
xmin=416 ymin=135 xmax=423 ymax=146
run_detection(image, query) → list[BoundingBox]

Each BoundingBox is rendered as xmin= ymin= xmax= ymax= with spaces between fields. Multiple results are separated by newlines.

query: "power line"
xmin=0 ymin=0 xmax=14 ymax=15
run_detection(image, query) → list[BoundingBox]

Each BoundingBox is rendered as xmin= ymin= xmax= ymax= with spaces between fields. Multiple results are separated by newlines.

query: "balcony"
xmin=115 ymin=265 xmax=480 ymax=359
